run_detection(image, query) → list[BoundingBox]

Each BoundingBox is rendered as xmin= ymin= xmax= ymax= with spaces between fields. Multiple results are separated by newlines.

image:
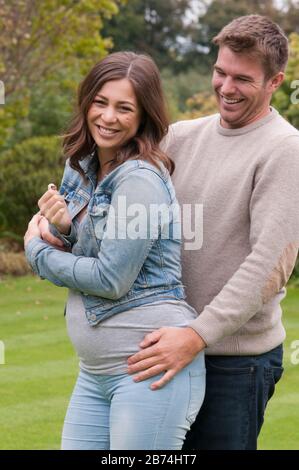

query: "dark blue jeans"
xmin=182 ymin=345 xmax=283 ymax=450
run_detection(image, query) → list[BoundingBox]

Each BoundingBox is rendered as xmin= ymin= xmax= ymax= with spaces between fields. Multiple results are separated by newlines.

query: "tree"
xmin=192 ymin=0 xmax=299 ymax=69
xmin=102 ymin=0 xmax=198 ymax=71
xmin=0 ymin=0 xmax=120 ymax=97
xmin=0 ymin=0 xmax=121 ymax=148
xmin=3 ymin=68 xmax=78 ymax=150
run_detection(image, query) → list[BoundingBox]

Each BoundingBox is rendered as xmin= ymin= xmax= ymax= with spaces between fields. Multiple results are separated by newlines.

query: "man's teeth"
xmin=222 ymin=97 xmax=242 ymax=104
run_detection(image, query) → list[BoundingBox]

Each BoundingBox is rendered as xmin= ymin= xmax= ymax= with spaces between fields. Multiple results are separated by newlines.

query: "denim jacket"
xmin=25 ymin=154 xmax=185 ymax=326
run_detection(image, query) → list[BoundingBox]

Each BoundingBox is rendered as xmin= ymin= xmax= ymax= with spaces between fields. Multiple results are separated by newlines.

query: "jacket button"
xmin=90 ymin=314 xmax=97 ymax=321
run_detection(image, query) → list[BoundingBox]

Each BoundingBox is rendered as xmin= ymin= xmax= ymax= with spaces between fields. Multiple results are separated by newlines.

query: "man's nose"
xmin=220 ymin=76 xmax=237 ymax=95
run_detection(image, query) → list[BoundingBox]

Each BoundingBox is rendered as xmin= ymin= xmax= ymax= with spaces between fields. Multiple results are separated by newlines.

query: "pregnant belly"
xmin=65 ymin=290 xmax=197 ymax=374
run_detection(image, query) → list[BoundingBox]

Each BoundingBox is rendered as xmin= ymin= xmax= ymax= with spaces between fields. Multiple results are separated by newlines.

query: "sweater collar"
xmin=216 ymin=107 xmax=278 ymax=136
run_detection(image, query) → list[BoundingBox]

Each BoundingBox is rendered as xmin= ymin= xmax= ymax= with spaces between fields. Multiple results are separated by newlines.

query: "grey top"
xmin=66 ymin=289 xmax=198 ymax=375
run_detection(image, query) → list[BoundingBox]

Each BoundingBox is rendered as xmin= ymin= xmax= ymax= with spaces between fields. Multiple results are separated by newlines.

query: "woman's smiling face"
xmin=87 ymin=78 xmax=141 ymax=160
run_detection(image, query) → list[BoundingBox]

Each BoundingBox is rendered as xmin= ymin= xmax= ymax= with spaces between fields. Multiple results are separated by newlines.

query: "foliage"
xmin=0 ymin=94 xmax=30 ymax=151
xmin=161 ymin=68 xmax=212 ymax=121
xmin=0 ymin=136 xmax=64 ymax=238
xmin=3 ymin=70 xmax=78 ymax=150
xmin=0 ymin=0 xmax=120 ymax=97
xmin=0 ymin=0 xmax=121 ymax=147
xmin=272 ymin=33 xmax=299 ymax=128
xmin=187 ymin=0 xmax=299 ymax=70
xmin=178 ymin=90 xmax=218 ymax=120
xmin=102 ymin=0 xmax=199 ymax=72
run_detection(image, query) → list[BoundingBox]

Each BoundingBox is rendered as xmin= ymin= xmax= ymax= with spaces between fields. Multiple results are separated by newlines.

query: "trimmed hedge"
xmin=0 ymin=136 xmax=64 ymax=238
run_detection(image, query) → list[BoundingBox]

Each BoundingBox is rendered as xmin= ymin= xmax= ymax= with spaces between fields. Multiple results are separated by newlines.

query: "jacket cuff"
xmin=25 ymin=237 xmax=49 ymax=276
xmin=49 ymin=222 xmax=77 ymax=249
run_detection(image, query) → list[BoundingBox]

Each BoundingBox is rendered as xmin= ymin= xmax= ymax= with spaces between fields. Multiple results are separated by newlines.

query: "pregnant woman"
xmin=24 ymin=51 xmax=205 ymax=450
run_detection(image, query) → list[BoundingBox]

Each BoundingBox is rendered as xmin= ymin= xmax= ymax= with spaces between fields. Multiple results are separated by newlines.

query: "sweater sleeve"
xmin=189 ymin=136 xmax=299 ymax=346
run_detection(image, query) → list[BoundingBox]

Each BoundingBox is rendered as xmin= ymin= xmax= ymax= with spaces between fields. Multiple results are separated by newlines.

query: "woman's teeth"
xmin=97 ymin=125 xmax=119 ymax=135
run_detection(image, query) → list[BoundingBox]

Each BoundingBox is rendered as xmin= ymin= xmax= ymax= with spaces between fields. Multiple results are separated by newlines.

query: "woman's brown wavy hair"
xmin=62 ymin=51 xmax=174 ymax=179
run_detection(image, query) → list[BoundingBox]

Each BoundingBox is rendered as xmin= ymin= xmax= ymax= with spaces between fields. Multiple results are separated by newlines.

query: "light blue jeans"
xmin=61 ymin=352 xmax=205 ymax=450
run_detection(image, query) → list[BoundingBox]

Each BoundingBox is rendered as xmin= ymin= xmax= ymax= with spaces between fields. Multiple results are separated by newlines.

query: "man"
xmin=126 ymin=15 xmax=299 ymax=449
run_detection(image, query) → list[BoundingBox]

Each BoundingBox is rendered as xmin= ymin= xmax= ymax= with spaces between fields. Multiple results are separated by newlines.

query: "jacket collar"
xmin=79 ymin=150 xmax=99 ymax=175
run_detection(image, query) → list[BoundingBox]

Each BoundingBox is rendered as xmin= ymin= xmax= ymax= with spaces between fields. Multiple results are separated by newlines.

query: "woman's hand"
xmin=24 ymin=213 xmax=42 ymax=248
xmin=38 ymin=216 xmax=66 ymax=250
xmin=38 ymin=184 xmax=71 ymax=235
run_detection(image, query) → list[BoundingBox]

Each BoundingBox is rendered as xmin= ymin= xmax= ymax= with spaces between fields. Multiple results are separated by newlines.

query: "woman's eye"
xmin=94 ymin=100 xmax=106 ymax=106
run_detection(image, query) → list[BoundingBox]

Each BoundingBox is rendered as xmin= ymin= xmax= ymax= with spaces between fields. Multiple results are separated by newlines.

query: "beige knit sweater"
xmin=164 ymin=108 xmax=299 ymax=355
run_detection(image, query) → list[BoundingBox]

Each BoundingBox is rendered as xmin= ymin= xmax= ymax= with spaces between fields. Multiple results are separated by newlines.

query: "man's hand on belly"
xmin=126 ymin=326 xmax=206 ymax=390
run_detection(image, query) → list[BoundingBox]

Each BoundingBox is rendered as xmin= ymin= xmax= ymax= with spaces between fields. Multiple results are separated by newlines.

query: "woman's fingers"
xmin=28 ymin=213 xmax=43 ymax=226
xmin=43 ymin=200 xmax=66 ymax=222
xmin=39 ymin=193 xmax=65 ymax=217
xmin=38 ymin=184 xmax=58 ymax=212
xmin=38 ymin=189 xmax=56 ymax=210
xmin=39 ymin=217 xmax=64 ymax=248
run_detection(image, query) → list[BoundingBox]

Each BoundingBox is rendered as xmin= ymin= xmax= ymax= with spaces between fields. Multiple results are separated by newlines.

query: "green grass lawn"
xmin=0 ymin=275 xmax=298 ymax=450
xmin=0 ymin=276 xmax=76 ymax=450
xmin=258 ymin=287 xmax=299 ymax=450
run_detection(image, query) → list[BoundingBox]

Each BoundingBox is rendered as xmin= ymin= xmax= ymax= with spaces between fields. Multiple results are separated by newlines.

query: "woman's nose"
xmin=101 ymin=106 xmax=117 ymax=123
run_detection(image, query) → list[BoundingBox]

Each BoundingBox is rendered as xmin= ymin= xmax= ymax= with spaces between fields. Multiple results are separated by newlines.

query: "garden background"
xmin=0 ymin=0 xmax=298 ymax=450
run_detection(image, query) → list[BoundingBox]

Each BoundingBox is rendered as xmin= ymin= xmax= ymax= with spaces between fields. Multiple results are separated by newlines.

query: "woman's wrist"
xmin=54 ymin=222 xmax=71 ymax=235
xmin=24 ymin=232 xmax=39 ymax=248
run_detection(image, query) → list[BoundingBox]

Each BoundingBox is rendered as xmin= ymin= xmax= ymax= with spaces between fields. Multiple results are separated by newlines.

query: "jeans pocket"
xmin=264 ymin=366 xmax=284 ymax=403
xmin=205 ymin=357 xmax=255 ymax=375
xmin=186 ymin=370 xmax=206 ymax=425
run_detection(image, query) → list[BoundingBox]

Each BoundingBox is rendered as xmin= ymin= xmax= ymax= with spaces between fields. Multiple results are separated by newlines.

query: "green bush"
xmin=161 ymin=68 xmax=212 ymax=121
xmin=0 ymin=136 xmax=64 ymax=239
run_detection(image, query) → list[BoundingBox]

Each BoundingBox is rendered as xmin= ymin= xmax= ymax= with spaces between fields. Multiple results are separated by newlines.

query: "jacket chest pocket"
xmin=62 ymin=188 xmax=87 ymax=220
xmin=89 ymin=193 xmax=111 ymax=244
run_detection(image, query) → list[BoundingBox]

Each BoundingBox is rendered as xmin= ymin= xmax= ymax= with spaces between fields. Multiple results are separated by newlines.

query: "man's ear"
xmin=268 ymin=71 xmax=285 ymax=93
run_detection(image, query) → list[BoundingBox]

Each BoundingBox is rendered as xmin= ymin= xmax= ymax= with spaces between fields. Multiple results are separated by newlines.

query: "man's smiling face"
xmin=212 ymin=46 xmax=274 ymax=129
